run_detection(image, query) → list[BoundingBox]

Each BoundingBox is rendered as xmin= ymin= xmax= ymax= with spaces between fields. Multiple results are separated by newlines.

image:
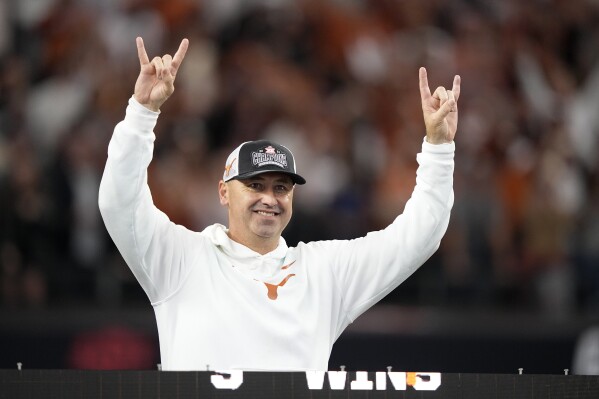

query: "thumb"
xmin=437 ymin=99 xmax=456 ymax=120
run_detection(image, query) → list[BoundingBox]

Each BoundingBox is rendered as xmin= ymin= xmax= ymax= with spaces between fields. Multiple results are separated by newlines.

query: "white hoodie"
xmin=98 ymin=97 xmax=455 ymax=371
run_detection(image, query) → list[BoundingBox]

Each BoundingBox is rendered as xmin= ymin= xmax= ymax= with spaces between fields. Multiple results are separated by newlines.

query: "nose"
xmin=260 ymin=188 xmax=278 ymax=207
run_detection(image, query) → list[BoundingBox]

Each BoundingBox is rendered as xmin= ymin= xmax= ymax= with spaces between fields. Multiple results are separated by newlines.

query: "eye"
xmin=247 ymin=182 xmax=263 ymax=191
xmin=275 ymin=184 xmax=292 ymax=194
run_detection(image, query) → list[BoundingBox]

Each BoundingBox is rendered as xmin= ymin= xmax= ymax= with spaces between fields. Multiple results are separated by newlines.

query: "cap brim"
xmin=235 ymin=169 xmax=306 ymax=185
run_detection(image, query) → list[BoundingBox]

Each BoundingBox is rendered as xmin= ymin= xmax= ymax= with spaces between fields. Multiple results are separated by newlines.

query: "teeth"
xmin=257 ymin=211 xmax=276 ymax=216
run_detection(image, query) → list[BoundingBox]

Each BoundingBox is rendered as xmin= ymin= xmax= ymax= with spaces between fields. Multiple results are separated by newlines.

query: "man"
xmin=99 ymin=37 xmax=460 ymax=371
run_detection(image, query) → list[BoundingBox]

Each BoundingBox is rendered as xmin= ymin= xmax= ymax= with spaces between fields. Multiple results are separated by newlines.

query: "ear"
xmin=218 ymin=180 xmax=229 ymax=206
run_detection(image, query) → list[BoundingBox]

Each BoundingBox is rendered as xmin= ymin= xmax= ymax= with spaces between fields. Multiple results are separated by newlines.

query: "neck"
xmin=226 ymin=230 xmax=279 ymax=255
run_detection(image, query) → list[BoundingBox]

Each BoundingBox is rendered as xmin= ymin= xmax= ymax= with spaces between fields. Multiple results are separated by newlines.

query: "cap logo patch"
xmin=224 ymin=157 xmax=236 ymax=177
xmin=252 ymin=146 xmax=288 ymax=169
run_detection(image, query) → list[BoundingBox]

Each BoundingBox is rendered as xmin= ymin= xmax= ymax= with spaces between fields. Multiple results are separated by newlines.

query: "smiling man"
xmin=98 ymin=37 xmax=460 ymax=371
xmin=219 ymin=140 xmax=305 ymax=255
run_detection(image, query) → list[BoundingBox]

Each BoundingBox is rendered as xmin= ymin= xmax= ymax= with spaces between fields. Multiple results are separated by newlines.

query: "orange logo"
xmin=281 ymin=260 xmax=295 ymax=270
xmin=224 ymin=157 xmax=236 ymax=177
xmin=256 ymin=261 xmax=296 ymax=300
xmin=263 ymin=274 xmax=295 ymax=300
xmin=406 ymin=372 xmax=417 ymax=387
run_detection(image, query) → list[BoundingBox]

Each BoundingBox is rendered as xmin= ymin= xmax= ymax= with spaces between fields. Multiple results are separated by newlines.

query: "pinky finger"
xmin=447 ymin=90 xmax=457 ymax=112
xmin=452 ymin=75 xmax=461 ymax=101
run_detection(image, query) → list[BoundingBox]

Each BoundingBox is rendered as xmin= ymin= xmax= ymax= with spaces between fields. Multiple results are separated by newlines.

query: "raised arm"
xmin=325 ymin=69 xmax=460 ymax=323
xmin=99 ymin=38 xmax=193 ymax=303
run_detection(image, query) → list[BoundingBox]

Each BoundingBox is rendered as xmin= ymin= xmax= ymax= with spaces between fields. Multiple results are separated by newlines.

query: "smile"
xmin=255 ymin=210 xmax=278 ymax=217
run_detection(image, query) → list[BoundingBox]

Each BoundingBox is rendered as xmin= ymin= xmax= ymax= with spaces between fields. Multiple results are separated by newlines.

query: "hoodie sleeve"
xmin=311 ymin=139 xmax=454 ymax=323
xmin=98 ymin=97 xmax=197 ymax=304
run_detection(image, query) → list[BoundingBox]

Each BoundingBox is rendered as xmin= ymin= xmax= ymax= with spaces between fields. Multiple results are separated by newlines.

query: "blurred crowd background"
xmin=1 ymin=0 xmax=599 ymax=370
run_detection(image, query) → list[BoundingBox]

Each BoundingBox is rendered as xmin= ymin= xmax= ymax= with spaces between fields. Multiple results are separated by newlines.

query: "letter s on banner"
xmin=210 ymin=370 xmax=244 ymax=390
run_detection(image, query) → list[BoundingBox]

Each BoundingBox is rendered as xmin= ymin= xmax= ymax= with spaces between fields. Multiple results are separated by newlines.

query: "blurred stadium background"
xmin=1 ymin=0 xmax=599 ymax=373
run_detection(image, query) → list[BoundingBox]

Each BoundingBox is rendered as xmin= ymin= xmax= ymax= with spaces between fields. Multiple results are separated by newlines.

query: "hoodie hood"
xmin=201 ymin=223 xmax=290 ymax=281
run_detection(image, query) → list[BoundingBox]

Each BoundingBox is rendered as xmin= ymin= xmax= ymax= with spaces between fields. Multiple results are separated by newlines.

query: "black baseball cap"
xmin=222 ymin=140 xmax=306 ymax=185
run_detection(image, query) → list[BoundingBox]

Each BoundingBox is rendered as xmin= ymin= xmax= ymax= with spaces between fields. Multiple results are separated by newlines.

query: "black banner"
xmin=1 ymin=369 xmax=598 ymax=398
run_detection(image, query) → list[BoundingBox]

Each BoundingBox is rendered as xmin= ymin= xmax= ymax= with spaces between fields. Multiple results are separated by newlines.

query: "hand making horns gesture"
xmin=419 ymin=67 xmax=461 ymax=144
xmin=133 ymin=37 xmax=189 ymax=112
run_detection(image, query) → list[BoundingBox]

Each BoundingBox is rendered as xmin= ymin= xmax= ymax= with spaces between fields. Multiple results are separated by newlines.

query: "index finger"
xmin=136 ymin=37 xmax=150 ymax=66
xmin=419 ymin=67 xmax=432 ymax=101
xmin=171 ymin=38 xmax=189 ymax=72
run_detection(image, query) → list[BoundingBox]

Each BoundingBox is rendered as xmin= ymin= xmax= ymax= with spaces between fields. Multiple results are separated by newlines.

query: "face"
xmin=219 ymin=172 xmax=294 ymax=248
